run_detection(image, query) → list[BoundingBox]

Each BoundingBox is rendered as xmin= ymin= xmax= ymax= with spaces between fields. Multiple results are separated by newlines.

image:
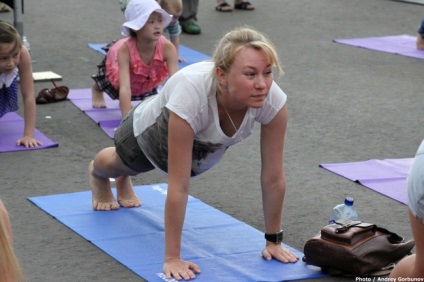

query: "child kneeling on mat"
xmin=91 ymin=0 xmax=178 ymax=117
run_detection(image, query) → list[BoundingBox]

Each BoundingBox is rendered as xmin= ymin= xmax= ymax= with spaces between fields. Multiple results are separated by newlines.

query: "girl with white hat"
xmin=91 ymin=0 xmax=178 ymax=117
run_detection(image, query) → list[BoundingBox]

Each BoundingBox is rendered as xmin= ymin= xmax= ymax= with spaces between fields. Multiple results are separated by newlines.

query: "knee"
xmin=92 ymin=148 xmax=115 ymax=173
xmin=390 ymin=254 xmax=417 ymax=278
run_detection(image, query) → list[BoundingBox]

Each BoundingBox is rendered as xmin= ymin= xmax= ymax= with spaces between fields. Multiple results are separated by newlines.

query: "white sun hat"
xmin=121 ymin=0 xmax=172 ymax=36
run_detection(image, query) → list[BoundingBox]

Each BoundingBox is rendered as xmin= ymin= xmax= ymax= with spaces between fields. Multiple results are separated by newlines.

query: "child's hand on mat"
xmin=262 ymin=243 xmax=299 ymax=263
xmin=164 ymin=258 xmax=201 ymax=280
xmin=16 ymin=136 xmax=42 ymax=148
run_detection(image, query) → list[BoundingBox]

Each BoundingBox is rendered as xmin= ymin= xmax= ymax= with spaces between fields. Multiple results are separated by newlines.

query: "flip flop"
xmin=234 ymin=1 xmax=255 ymax=10
xmin=35 ymin=80 xmax=69 ymax=104
xmin=215 ymin=2 xmax=233 ymax=12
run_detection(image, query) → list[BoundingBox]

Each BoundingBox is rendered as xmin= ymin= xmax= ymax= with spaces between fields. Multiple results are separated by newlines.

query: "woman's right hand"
xmin=163 ymin=258 xmax=201 ymax=280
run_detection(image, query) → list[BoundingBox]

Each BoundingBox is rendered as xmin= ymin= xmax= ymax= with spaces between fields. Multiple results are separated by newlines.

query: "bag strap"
xmin=375 ymin=226 xmax=405 ymax=243
xmin=334 ymin=219 xmax=376 ymax=233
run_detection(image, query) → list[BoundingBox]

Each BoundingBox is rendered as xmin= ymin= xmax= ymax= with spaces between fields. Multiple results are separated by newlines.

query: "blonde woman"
xmin=89 ymin=26 xmax=298 ymax=280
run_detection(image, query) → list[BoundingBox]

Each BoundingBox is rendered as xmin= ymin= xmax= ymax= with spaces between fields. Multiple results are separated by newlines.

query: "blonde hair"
xmin=0 ymin=200 xmax=24 ymax=282
xmin=213 ymin=26 xmax=283 ymax=92
xmin=0 ymin=21 xmax=22 ymax=53
xmin=159 ymin=0 xmax=182 ymax=14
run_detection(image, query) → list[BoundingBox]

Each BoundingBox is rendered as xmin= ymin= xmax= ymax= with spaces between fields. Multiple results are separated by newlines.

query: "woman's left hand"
xmin=262 ymin=243 xmax=299 ymax=263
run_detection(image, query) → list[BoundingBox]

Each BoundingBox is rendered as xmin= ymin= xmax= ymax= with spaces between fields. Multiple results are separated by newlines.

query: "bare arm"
xmin=164 ymin=111 xmax=200 ymax=280
xmin=117 ymin=43 xmax=132 ymax=117
xmin=17 ymin=46 xmax=41 ymax=147
xmin=163 ymin=39 xmax=179 ymax=77
xmin=170 ymin=35 xmax=185 ymax=63
xmin=260 ymin=105 xmax=298 ymax=263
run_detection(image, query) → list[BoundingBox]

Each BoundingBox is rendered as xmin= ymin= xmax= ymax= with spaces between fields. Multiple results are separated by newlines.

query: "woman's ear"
xmin=215 ymin=67 xmax=226 ymax=85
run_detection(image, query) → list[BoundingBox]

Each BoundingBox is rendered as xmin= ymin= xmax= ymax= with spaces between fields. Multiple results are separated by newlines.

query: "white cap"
xmin=121 ymin=0 xmax=172 ymax=36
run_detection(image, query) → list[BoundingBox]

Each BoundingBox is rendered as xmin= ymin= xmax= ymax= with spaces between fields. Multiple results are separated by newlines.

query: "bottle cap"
xmin=344 ymin=197 xmax=354 ymax=206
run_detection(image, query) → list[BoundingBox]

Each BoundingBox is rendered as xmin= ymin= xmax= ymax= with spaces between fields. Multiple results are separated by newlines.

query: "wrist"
xmin=264 ymin=230 xmax=284 ymax=244
xmin=165 ymin=257 xmax=180 ymax=263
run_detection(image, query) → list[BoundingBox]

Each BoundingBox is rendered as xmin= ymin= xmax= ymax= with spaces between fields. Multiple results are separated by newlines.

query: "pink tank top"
xmin=105 ymin=36 xmax=168 ymax=96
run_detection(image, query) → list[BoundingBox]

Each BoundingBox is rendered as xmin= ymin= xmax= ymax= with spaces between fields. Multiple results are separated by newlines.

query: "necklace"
xmin=218 ymin=94 xmax=244 ymax=144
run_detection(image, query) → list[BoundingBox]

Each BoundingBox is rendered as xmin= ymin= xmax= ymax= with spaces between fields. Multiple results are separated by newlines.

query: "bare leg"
xmin=89 ymin=160 xmax=119 ymax=211
xmin=116 ymin=176 xmax=142 ymax=208
xmin=88 ymin=147 xmax=139 ymax=211
xmin=92 ymin=83 xmax=107 ymax=108
xmin=417 ymin=34 xmax=424 ymax=50
xmin=390 ymin=209 xmax=424 ymax=278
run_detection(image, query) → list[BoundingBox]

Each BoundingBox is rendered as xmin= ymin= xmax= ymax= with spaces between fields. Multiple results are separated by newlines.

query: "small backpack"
xmin=303 ymin=220 xmax=415 ymax=276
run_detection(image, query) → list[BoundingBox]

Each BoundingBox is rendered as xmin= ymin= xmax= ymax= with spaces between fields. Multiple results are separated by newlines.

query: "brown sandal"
xmin=215 ymin=2 xmax=233 ymax=12
xmin=234 ymin=1 xmax=255 ymax=10
xmin=36 ymin=80 xmax=69 ymax=104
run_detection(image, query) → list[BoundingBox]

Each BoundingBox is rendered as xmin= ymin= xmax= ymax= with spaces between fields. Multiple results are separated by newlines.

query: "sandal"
xmin=215 ymin=2 xmax=233 ymax=12
xmin=35 ymin=79 xmax=69 ymax=104
xmin=234 ymin=1 xmax=255 ymax=10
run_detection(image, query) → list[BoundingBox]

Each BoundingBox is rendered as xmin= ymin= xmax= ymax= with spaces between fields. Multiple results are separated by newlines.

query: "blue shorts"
xmin=407 ymin=139 xmax=424 ymax=223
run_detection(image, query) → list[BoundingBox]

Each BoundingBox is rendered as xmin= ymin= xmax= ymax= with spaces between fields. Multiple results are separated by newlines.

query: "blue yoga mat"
xmin=88 ymin=43 xmax=212 ymax=69
xmin=28 ymin=184 xmax=327 ymax=282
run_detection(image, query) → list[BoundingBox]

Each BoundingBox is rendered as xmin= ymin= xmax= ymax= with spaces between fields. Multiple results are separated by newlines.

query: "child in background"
xmin=92 ymin=0 xmax=178 ymax=116
xmin=121 ymin=0 xmax=185 ymax=62
xmin=0 ymin=199 xmax=24 ymax=282
xmin=0 ymin=21 xmax=42 ymax=148
xmin=159 ymin=0 xmax=185 ymax=62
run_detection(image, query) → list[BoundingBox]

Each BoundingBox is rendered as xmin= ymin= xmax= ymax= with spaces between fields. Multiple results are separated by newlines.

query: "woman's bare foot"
xmin=89 ymin=160 xmax=119 ymax=211
xmin=116 ymin=176 xmax=142 ymax=208
xmin=92 ymin=84 xmax=107 ymax=108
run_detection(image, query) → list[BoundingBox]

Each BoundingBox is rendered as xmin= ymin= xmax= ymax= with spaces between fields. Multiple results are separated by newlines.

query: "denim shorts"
xmin=407 ymin=139 xmax=424 ymax=223
xmin=114 ymin=105 xmax=155 ymax=173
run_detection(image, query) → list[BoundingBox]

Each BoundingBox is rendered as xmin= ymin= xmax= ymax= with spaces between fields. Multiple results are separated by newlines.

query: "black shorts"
xmin=114 ymin=106 xmax=155 ymax=173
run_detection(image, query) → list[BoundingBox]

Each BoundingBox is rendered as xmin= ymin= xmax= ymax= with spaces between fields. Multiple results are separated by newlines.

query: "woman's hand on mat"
xmin=16 ymin=136 xmax=42 ymax=148
xmin=262 ymin=243 xmax=299 ymax=263
xmin=164 ymin=258 xmax=201 ymax=280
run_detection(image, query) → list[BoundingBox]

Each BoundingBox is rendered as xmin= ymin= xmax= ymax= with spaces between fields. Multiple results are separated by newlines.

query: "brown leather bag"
xmin=303 ymin=220 xmax=415 ymax=276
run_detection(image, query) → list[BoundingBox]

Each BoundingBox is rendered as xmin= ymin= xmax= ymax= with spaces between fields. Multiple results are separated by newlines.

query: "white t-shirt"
xmin=133 ymin=61 xmax=287 ymax=176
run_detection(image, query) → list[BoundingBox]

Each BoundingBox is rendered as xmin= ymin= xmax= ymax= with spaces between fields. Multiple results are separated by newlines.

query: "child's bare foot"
xmin=417 ymin=34 xmax=424 ymax=50
xmin=116 ymin=176 xmax=142 ymax=208
xmin=92 ymin=84 xmax=107 ymax=108
xmin=89 ymin=160 xmax=119 ymax=211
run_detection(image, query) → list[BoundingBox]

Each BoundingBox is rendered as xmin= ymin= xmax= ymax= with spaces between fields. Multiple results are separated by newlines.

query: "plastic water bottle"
xmin=22 ymin=35 xmax=30 ymax=53
xmin=329 ymin=197 xmax=358 ymax=224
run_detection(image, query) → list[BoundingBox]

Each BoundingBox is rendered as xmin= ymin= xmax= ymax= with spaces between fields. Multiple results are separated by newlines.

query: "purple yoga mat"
xmin=0 ymin=112 xmax=58 ymax=153
xmin=334 ymin=35 xmax=424 ymax=60
xmin=68 ymin=88 xmax=141 ymax=138
xmin=320 ymin=158 xmax=414 ymax=205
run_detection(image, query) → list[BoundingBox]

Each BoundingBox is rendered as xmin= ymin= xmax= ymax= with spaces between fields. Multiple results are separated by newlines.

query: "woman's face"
xmin=222 ymin=47 xmax=274 ymax=109
xmin=0 ymin=42 xmax=20 ymax=74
